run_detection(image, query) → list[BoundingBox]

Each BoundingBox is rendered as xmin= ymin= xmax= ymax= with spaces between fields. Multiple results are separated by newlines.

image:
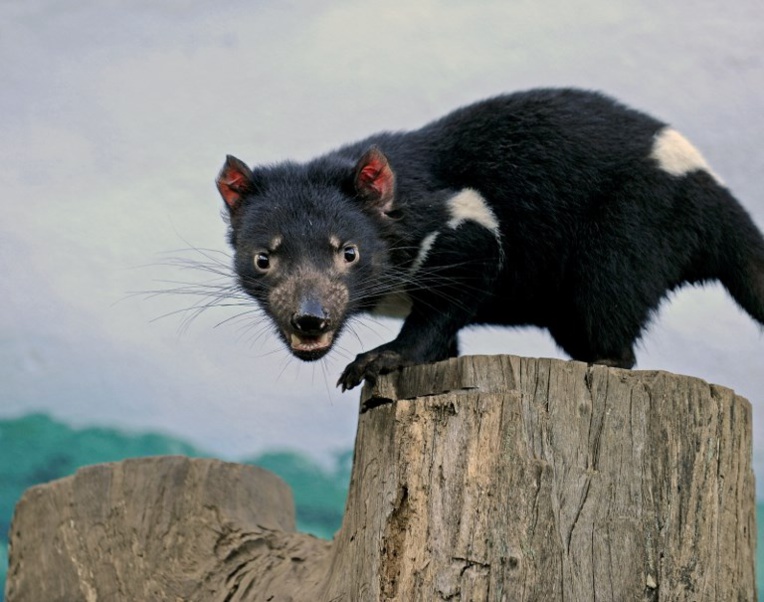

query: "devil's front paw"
xmin=336 ymin=348 xmax=409 ymax=392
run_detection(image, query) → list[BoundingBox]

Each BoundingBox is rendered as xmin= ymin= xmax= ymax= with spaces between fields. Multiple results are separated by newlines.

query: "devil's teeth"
xmin=290 ymin=332 xmax=333 ymax=351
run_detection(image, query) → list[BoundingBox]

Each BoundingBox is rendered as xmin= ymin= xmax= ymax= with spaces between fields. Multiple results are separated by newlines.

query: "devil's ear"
xmin=353 ymin=147 xmax=396 ymax=214
xmin=216 ymin=155 xmax=255 ymax=213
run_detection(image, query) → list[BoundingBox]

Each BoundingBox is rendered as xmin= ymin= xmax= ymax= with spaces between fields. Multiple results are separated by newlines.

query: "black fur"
xmin=215 ymin=88 xmax=764 ymax=391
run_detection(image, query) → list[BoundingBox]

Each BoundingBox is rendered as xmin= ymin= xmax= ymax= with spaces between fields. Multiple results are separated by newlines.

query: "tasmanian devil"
xmin=215 ymin=88 xmax=764 ymax=391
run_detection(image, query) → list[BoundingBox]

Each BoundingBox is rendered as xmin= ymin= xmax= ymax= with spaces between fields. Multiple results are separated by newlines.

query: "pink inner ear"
xmin=223 ymin=170 xmax=249 ymax=190
xmin=216 ymin=174 xmax=244 ymax=209
xmin=359 ymin=164 xmax=384 ymax=191
xmin=217 ymin=183 xmax=239 ymax=209
xmin=216 ymin=157 xmax=252 ymax=210
xmin=357 ymin=152 xmax=394 ymax=201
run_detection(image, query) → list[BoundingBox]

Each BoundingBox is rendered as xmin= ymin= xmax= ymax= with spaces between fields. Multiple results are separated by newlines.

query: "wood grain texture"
xmin=5 ymin=456 xmax=331 ymax=602
xmin=334 ymin=355 xmax=756 ymax=601
xmin=5 ymin=356 xmax=756 ymax=601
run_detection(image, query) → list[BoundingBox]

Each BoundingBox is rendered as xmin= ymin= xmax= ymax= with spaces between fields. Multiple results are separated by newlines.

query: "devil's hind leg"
xmin=548 ymin=307 xmax=639 ymax=369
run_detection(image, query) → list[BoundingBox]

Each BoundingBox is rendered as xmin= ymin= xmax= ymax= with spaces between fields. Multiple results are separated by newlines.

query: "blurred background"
xmin=1 ymin=0 xmax=762 ymax=596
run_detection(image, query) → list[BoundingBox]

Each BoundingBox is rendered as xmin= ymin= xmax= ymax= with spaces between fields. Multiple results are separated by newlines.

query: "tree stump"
xmin=5 ymin=355 xmax=757 ymax=601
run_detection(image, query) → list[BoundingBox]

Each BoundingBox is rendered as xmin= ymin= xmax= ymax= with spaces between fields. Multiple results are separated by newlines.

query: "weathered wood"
xmin=5 ymin=355 xmax=757 ymax=601
xmin=4 ymin=456 xmax=332 ymax=601
xmin=331 ymin=355 xmax=756 ymax=601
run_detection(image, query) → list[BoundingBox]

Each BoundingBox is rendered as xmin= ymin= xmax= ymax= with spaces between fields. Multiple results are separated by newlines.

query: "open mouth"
xmin=288 ymin=331 xmax=334 ymax=360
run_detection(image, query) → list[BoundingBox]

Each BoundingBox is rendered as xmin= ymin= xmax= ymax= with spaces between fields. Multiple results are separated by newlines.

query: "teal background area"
xmin=0 ymin=415 xmax=352 ymax=599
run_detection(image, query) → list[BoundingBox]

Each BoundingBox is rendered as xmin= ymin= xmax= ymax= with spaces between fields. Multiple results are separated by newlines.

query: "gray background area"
xmin=1 ymin=1 xmax=762 ymax=485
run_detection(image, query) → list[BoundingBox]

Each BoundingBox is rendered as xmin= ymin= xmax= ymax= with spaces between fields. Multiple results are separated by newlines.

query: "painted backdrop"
xmin=1 ymin=0 xmax=762 ymax=594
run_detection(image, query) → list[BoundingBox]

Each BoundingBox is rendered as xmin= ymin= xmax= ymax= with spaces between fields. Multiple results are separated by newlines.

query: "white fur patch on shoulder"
xmin=650 ymin=128 xmax=722 ymax=183
xmin=410 ymin=231 xmax=439 ymax=274
xmin=446 ymin=188 xmax=501 ymax=234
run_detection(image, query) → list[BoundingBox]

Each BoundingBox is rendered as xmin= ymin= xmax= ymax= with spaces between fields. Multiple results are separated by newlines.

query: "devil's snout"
xmin=267 ymin=275 xmax=349 ymax=361
xmin=291 ymin=297 xmax=331 ymax=335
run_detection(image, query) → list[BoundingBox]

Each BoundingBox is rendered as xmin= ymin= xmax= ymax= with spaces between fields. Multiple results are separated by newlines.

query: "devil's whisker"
xmin=212 ymin=308 xmax=262 ymax=329
xmin=342 ymin=321 xmax=367 ymax=350
xmin=275 ymin=354 xmax=297 ymax=382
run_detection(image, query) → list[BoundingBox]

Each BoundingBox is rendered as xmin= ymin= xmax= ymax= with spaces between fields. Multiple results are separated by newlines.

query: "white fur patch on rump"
xmin=650 ymin=128 xmax=721 ymax=183
xmin=446 ymin=188 xmax=501 ymax=234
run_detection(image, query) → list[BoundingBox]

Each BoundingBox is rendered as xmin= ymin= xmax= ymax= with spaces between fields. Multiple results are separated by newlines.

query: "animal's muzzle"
xmin=287 ymin=297 xmax=335 ymax=360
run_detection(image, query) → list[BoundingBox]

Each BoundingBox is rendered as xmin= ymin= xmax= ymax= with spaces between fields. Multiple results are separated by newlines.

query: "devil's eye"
xmin=254 ymin=251 xmax=271 ymax=271
xmin=343 ymin=244 xmax=359 ymax=264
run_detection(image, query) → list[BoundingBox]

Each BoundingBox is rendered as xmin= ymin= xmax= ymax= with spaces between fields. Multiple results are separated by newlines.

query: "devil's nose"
xmin=291 ymin=299 xmax=331 ymax=334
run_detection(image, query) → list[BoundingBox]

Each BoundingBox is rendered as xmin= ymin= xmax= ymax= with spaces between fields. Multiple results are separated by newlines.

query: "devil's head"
xmin=215 ymin=148 xmax=400 ymax=360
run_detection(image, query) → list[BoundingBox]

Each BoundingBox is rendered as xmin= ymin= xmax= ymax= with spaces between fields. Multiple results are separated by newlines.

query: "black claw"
xmin=336 ymin=368 xmax=360 ymax=392
xmin=338 ymin=347 xmax=399 ymax=392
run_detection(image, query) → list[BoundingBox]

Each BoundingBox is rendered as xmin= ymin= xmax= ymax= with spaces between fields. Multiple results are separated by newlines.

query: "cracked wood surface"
xmin=339 ymin=356 xmax=756 ymax=601
xmin=5 ymin=457 xmax=332 ymax=601
xmin=5 ymin=356 xmax=756 ymax=601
